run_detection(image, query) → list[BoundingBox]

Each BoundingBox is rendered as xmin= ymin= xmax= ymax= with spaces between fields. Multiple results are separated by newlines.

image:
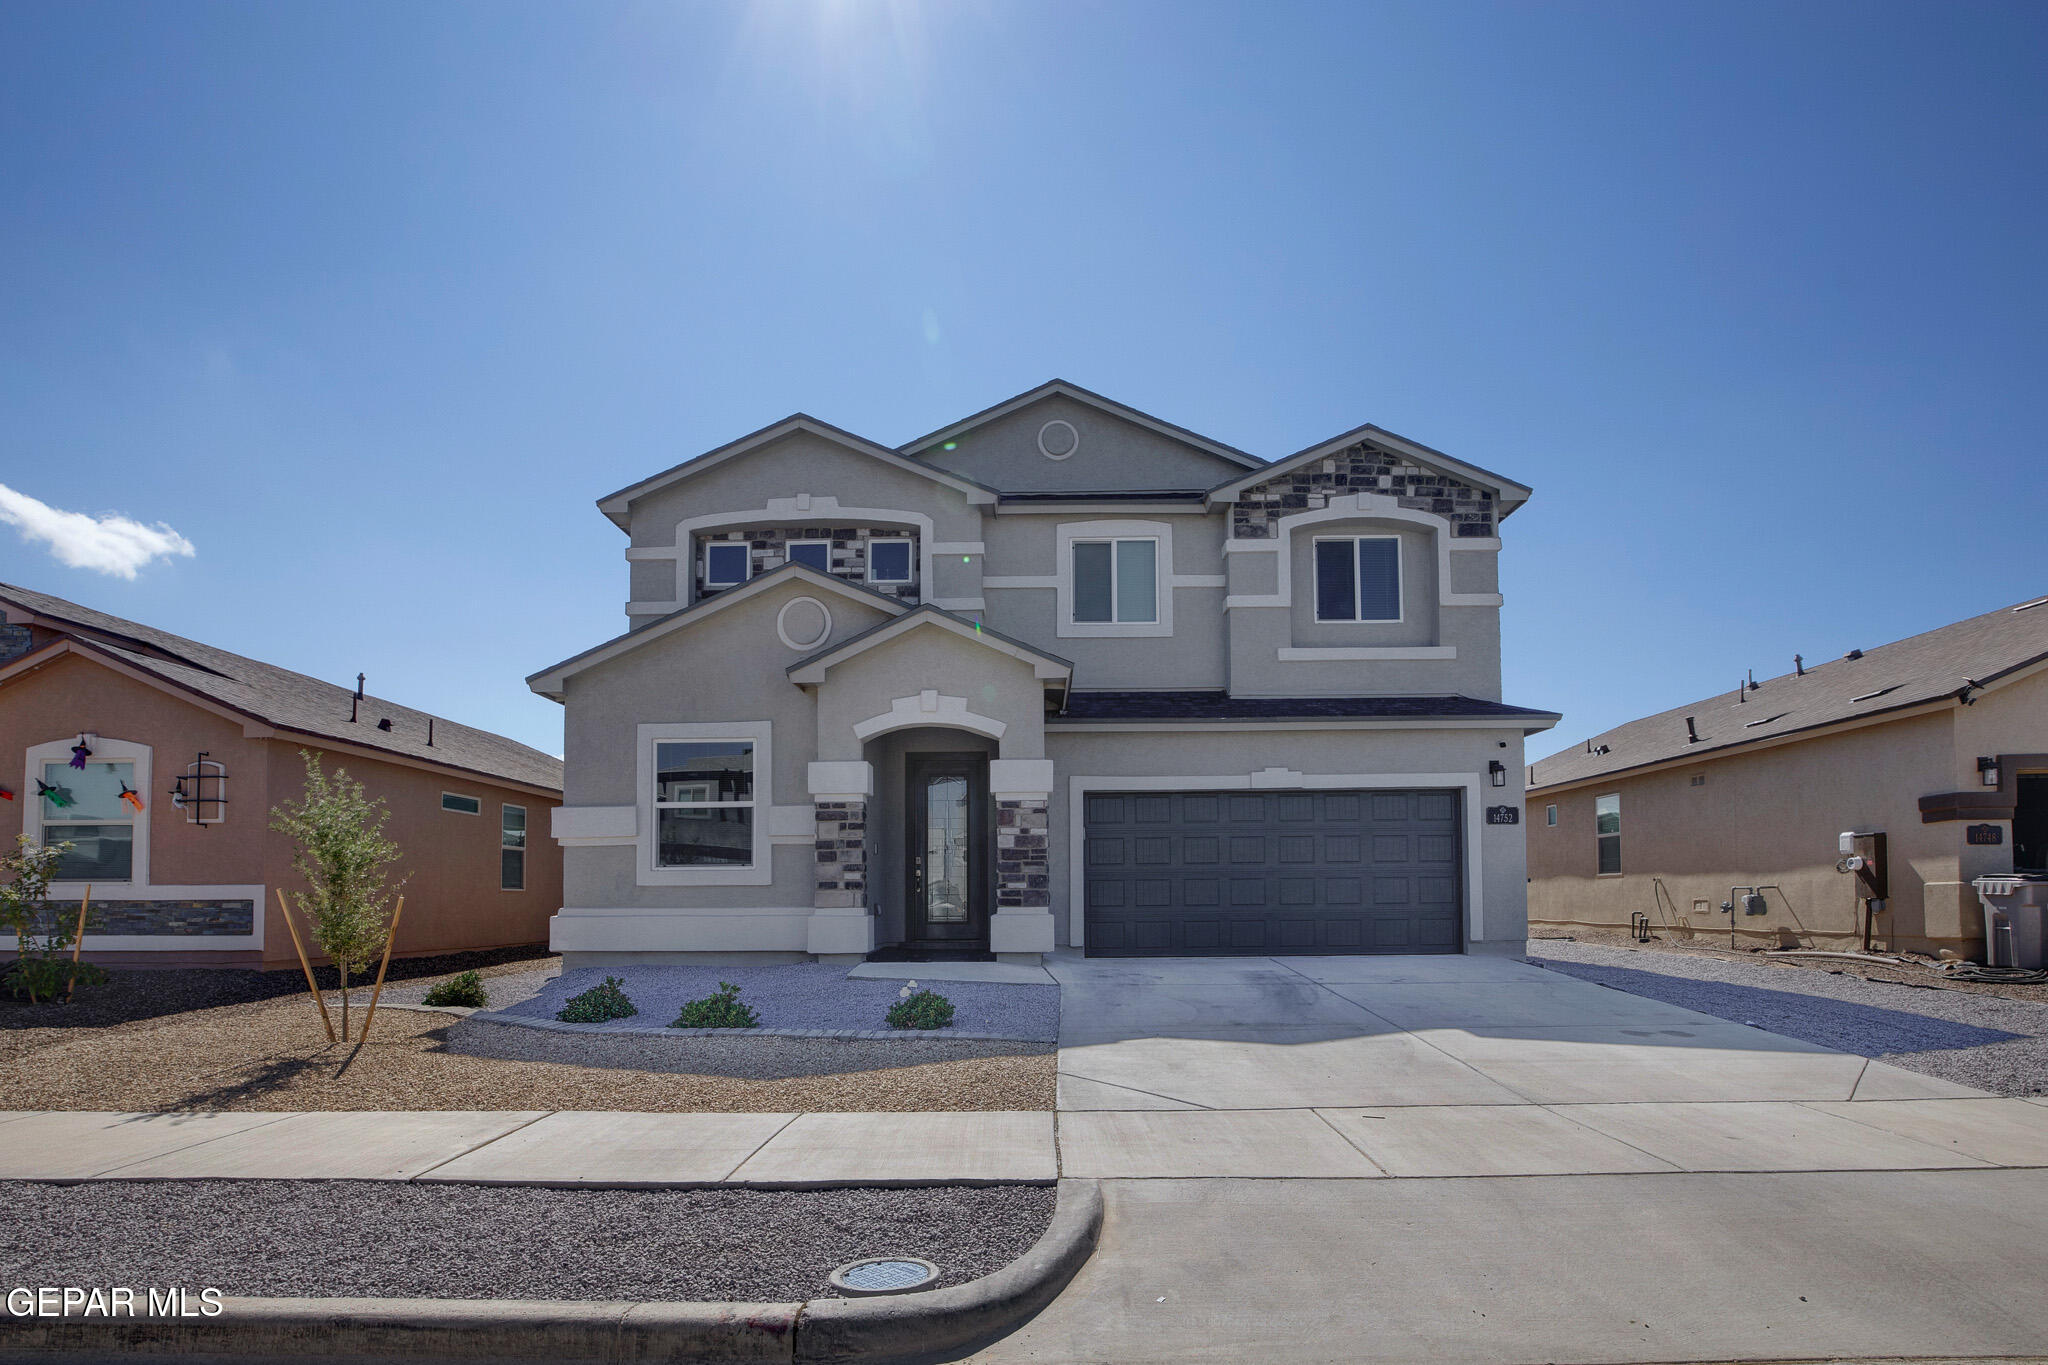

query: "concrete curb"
xmin=463 ymin=1009 xmax=1055 ymax=1045
xmin=0 ymin=1180 xmax=1103 ymax=1364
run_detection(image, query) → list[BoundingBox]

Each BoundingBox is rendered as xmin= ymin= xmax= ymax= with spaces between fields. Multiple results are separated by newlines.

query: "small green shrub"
xmin=672 ymin=981 xmax=760 ymax=1029
xmin=886 ymin=988 xmax=955 ymax=1030
xmin=422 ymin=970 xmax=488 ymax=1008
xmin=557 ymin=975 xmax=637 ymax=1023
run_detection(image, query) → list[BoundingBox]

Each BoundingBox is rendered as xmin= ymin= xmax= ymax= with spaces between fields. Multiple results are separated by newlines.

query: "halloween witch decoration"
xmin=118 ymin=782 xmax=145 ymax=814
xmin=35 ymin=779 xmax=73 ymax=809
xmin=69 ymin=740 xmax=92 ymax=769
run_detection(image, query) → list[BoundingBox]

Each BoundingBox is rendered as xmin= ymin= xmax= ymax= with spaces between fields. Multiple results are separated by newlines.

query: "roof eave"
xmin=1206 ymin=422 xmax=1532 ymax=509
xmin=898 ymin=379 xmax=1266 ymax=471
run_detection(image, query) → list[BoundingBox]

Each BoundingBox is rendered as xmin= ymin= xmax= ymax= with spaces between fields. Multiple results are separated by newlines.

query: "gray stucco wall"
xmin=558 ymin=577 xmax=894 ymax=911
xmin=908 ymin=392 xmax=1253 ymax=493
xmin=1043 ymin=726 xmax=1531 ymax=952
xmin=812 ymin=625 xmax=1050 ymax=762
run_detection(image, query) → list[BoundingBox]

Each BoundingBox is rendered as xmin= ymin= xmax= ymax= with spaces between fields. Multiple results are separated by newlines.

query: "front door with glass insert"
xmin=904 ymin=754 xmax=990 ymax=947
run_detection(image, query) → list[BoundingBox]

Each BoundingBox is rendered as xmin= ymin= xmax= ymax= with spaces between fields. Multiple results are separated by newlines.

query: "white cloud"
xmin=0 ymin=483 xmax=196 ymax=580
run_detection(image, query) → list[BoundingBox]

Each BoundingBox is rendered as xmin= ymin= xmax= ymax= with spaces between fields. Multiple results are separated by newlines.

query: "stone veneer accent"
xmin=27 ymin=899 xmax=254 ymax=936
xmin=995 ymin=798 xmax=1049 ymax=910
xmin=697 ymin=527 xmax=920 ymax=603
xmin=814 ymin=799 xmax=868 ymax=909
xmin=0 ymin=624 xmax=32 ymax=664
xmin=1231 ymin=441 xmax=1495 ymax=540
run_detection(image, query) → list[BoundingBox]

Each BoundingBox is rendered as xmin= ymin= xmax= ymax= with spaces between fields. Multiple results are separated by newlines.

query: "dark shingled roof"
xmin=1531 ymin=593 xmax=2048 ymax=791
xmin=1057 ymin=691 xmax=1560 ymax=724
xmin=0 ymin=583 xmax=562 ymax=793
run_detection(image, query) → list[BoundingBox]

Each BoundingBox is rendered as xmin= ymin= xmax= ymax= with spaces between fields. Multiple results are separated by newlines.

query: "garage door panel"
xmin=1085 ymin=787 xmax=1462 ymax=957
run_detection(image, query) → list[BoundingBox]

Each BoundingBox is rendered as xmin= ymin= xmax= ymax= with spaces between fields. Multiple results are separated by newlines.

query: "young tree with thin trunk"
xmin=269 ymin=751 xmax=405 ymax=1041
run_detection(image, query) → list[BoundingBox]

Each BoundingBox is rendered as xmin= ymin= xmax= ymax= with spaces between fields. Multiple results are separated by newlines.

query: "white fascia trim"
xmin=635 ymin=720 xmax=774 ymax=886
xmin=1066 ymin=772 xmax=1488 ymax=950
xmin=552 ymin=805 xmax=636 ymax=846
xmin=29 ymin=735 xmax=151 ymax=891
xmin=852 ymin=693 xmax=1007 ymax=744
xmin=789 ymin=613 xmax=1070 ymax=684
xmin=1206 ymin=425 xmax=1530 ymax=506
xmin=5 ymin=881 xmax=268 ymax=952
xmin=808 ymin=761 xmax=875 ymax=800
xmin=983 ymin=576 xmax=1058 ymax=589
xmin=1276 ymin=646 xmax=1458 ymax=662
xmin=1047 ymin=718 xmax=1555 ymax=733
xmin=598 ymin=416 xmax=998 ymax=523
xmin=1221 ymin=493 xmax=1503 ymax=612
xmin=666 ymin=496 xmax=939 ymax=613
xmin=900 ymin=380 xmax=1264 ymax=471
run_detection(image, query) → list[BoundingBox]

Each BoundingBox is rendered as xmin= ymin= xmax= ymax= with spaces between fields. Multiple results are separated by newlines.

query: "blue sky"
xmin=3 ymin=0 xmax=2043 ymax=761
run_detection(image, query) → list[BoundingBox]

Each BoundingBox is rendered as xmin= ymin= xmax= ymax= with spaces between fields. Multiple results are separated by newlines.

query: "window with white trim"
xmin=785 ymin=540 xmax=831 ymax=572
xmin=1545 ymin=803 xmax=1557 ymax=827
xmin=866 ymin=537 xmax=913 ymax=584
xmin=500 ymin=804 xmax=526 ymax=890
xmin=653 ymin=740 xmax=756 ymax=867
xmin=1595 ymin=793 xmax=1621 ymax=874
xmin=41 ymin=759 xmax=137 ymax=882
xmin=703 ymin=542 xmax=750 ymax=589
xmin=1071 ymin=538 xmax=1157 ymax=624
xmin=1314 ymin=536 xmax=1402 ymax=622
xmin=441 ymin=792 xmax=481 ymax=815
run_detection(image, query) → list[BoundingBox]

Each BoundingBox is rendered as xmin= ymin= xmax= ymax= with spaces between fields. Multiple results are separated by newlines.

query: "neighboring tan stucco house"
xmin=530 ymin=380 xmax=1559 ymax=966
xmin=0 ymin=584 xmax=563 ymax=969
xmin=1525 ymin=595 xmax=2048 ymax=959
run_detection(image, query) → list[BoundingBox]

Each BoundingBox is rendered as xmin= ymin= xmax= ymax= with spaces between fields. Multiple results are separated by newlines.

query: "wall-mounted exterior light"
xmin=1979 ymin=756 xmax=2001 ymax=788
xmin=1488 ymin=760 xmax=1508 ymax=788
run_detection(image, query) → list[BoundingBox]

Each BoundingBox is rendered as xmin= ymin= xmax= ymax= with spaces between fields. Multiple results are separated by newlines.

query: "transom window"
xmin=704 ymin=542 xmax=750 ymax=588
xmin=500 ymin=804 xmax=527 ymax=891
xmin=41 ymin=760 xmax=136 ymax=882
xmin=653 ymin=740 xmax=755 ymax=868
xmin=1595 ymin=793 xmax=1621 ymax=874
xmin=441 ymin=792 xmax=481 ymax=815
xmin=785 ymin=541 xmax=831 ymax=572
xmin=867 ymin=538 xmax=913 ymax=584
xmin=1072 ymin=538 xmax=1157 ymax=624
xmin=1314 ymin=536 xmax=1402 ymax=622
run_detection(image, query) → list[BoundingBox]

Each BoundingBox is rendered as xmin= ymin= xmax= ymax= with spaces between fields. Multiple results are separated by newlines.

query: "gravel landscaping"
xmin=497 ymin=964 xmax=1061 ymax=1042
xmin=1530 ymin=939 xmax=2048 ymax=1096
xmin=0 ymin=1180 xmax=1056 ymax=1301
xmin=0 ymin=993 xmax=1054 ymax=1113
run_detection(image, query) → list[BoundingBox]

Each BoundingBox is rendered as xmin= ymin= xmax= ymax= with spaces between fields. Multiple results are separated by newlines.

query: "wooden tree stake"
xmin=277 ymin=888 xmax=336 ymax=1043
xmin=63 ymin=885 xmax=91 ymax=1004
xmin=357 ymin=896 xmax=406 ymax=1044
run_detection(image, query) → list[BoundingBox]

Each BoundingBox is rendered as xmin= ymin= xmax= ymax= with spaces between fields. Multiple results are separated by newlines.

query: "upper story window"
xmin=441 ymin=792 xmax=481 ymax=815
xmin=867 ymin=538 xmax=913 ymax=584
xmin=42 ymin=759 xmax=137 ymax=882
xmin=704 ymin=543 xmax=751 ymax=589
xmin=1072 ymin=538 xmax=1157 ymax=625
xmin=1314 ymin=536 xmax=1401 ymax=622
xmin=785 ymin=541 xmax=831 ymax=572
xmin=1595 ymin=793 xmax=1621 ymax=874
xmin=654 ymin=740 xmax=756 ymax=868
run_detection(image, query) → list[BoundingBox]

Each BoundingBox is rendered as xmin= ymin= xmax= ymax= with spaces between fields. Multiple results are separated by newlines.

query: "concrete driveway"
xmin=972 ymin=953 xmax=2048 ymax=1364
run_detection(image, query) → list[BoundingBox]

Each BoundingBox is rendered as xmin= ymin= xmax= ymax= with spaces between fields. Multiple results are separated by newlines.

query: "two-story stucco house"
xmin=528 ymin=381 xmax=1558 ymax=966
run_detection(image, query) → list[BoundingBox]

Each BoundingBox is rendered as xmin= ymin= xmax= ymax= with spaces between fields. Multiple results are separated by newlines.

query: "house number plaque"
xmin=1485 ymin=805 xmax=1520 ymax=825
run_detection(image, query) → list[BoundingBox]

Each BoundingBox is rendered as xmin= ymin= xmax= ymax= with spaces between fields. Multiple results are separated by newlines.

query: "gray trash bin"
xmin=1973 ymin=874 xmax=2048 ymax=969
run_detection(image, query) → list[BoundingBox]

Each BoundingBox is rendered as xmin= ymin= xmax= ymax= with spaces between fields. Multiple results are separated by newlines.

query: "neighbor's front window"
xmin=1072 ymin=538 xmax=1157 ymax=624
xmin=653 ymin=741 xmax=755 ymax=867
xmin=500 ymin=804 xmax=527 ymax=891
xmin=42 ymin=760 xmax=135 ymax=881
xmin=1595 ymin=793 xmax=1621 ymax=874
xmin=1314 ymin=536 xmax=1401 ymax=622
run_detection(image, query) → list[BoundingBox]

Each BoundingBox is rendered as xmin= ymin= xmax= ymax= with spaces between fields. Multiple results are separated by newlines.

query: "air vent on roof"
xmin=2016 ymin=596 xmax=2048 ymax=613
xmin=1849 ymin=686 xmax=1898 ymax=704
xmin=376 ymin=717 xmax=393 ymax=731
xmin=1845 ymin=649 xmax=1864 ymax=660
xmin=1744 ymin=712 xmax=1790 ymax=728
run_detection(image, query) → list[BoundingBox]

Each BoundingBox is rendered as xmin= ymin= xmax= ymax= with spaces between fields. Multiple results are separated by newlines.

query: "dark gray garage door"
xmin=1083 ymin=789 xmax=1462 ymax=956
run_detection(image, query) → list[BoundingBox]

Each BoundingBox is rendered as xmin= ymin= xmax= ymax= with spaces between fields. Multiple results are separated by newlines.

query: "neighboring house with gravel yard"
xmin=1526 ymin=595 xmax=2048 ymax=959
xmin=528 ymin=379 xmax=1559 ymax=965
xmin=0 ymin=583 xmax=563 ymax=968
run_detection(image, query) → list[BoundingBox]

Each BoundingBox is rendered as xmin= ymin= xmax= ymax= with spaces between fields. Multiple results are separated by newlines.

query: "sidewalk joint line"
xmin=410 ymin=1110 xmax=558 ymax=1182
xmin=88 ymin=1110 xmax=304 ymax=1178
xmin=720 ymin=1111 xmax=805 ymax=1181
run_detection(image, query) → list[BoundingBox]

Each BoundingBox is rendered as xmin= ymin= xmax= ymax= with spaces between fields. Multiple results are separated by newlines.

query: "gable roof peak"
xmin=899 ymin=378 xmax=1265 ymax=471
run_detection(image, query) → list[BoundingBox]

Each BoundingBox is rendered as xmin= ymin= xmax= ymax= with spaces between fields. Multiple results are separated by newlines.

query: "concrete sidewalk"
xmin=7 ymin=1097 xmax=2048 ymax=1184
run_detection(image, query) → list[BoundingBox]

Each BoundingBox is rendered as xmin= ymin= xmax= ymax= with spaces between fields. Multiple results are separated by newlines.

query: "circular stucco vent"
xmin=775 ymin=596 xmax=833 ymax=651
xmin=1037 ymin=419 xmax=1080 ymax=460
xmin=829 ymin=1257 xmax=940 ymax=1296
